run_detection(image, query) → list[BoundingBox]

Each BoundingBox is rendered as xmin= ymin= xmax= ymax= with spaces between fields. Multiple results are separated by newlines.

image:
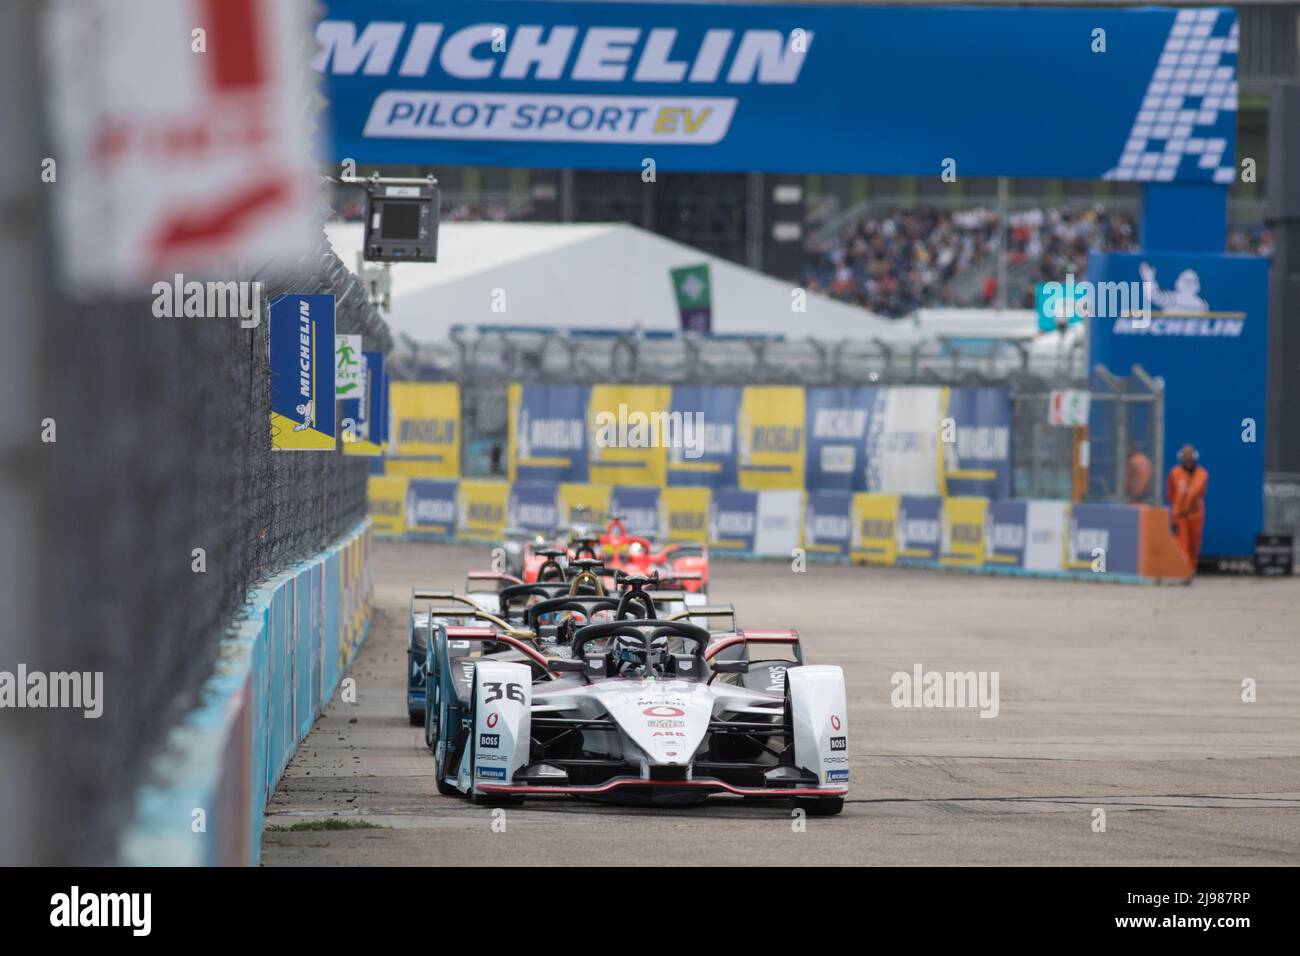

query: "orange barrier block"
xmin=1137 ymin=505 xmax=1194 ymax=582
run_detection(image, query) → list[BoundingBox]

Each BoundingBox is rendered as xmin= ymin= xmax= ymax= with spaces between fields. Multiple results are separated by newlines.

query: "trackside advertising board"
xmin=508 ymin=383 xmax=1010 ymax=496
xmin=343 ymin=350 xmax=386 ymax=456
xmin=369 ymin=474 xmax=1187 ymax=580
xmin=1088 ymin=251 xmax=1268 ymax=557
xmin=388 ymin=382 xmax=459 ymax=477
xmin=315 ymin=2 xmax=1237 ymax=183
xmin=270 ymin=294 xmax=336 ymax=450
xmin=806 ymin=386 xmax=1010 ymax=497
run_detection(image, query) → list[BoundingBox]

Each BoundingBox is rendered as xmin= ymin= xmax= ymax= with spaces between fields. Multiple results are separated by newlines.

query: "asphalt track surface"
xmin=262 ymin=540 xmax=1300 ymax=866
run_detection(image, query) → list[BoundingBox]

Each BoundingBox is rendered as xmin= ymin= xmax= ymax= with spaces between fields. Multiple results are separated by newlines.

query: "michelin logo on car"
xmin=314 ymin=21 xmax=812 ymax=145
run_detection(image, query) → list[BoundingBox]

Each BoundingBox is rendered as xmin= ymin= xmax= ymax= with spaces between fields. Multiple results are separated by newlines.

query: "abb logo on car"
xmin=46 ymin=0 xmax=317 ymax=289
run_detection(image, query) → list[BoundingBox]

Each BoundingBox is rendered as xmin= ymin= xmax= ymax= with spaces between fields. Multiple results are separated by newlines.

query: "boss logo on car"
xmin=830 ymin=736 xmax=847 ymax=751
xmin=479 ymin=733 xmax=500 ymax=749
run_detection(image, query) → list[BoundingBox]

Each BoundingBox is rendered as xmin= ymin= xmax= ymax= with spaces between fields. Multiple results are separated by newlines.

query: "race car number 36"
xmin=484 ymin=682 xmax=525 ymax=703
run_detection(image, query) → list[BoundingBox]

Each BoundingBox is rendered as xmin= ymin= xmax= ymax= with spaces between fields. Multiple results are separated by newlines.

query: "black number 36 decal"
xmin=483 ymin=681 xmax=525 ymax=703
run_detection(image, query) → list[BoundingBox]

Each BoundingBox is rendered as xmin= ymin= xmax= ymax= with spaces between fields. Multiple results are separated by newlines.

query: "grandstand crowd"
xmin=332 ymin=185 xmax=1271 ymax=320
xmin=802 ymin=205 xmax=1273 ymax=317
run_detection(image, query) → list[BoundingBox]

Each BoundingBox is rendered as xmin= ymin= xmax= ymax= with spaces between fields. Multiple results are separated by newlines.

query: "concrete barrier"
xmin=121 ymin=520 xmax=373 ymax=865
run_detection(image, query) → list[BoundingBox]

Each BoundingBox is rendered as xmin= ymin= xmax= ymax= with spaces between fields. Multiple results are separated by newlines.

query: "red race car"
xmin=599 ymin=515 xmax=709 ymax=593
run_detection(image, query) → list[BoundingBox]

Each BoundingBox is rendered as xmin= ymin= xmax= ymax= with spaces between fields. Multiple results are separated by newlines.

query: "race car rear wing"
xmin=703 ymin=629 xmax=802 ymax=665
xmin=466 ymin=570 xmax=524 ymax=590
xmin=440 ymin=625 xmax=552 ymax=672
xmin=655 ymin=570 xmax=703 ymax=583
xmin=412 ymin=588 xmax=477 ymax=612
xmin=413 ymin=590 xmax=536 ymax=641
xmin=671 ymin=604 xmax=737 ymax=632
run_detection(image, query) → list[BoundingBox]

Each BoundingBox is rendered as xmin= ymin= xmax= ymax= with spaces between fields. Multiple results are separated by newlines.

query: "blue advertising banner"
xmin=943 ymin=387 xmax=1012 ymax=499
xmin=1067 ymin=503 xmax=1140 ymax=576
xmin=406 ymin=479 xmax=458 ymax=535
xmin=667 ymin=385 xmax=740 ymax=488
xmin=610 ymin=485 xmax=661 ymax=538
xmin=380 ymin=369 xmax=390 ymax=445
xmin=508 ymin=482 xmax=560 ymax=532
xmin=896 ymin=495 xmax=942 ymax=564
xmin=805 ymin=387 xmax=874 ymax=493
xmin=367 ymin=352 xmax=386 ymax=443
xmin=985 ymin=500 xmax=1028 ymax=569
xmin=1087 ymin=251 xmax=1268 ymax=556
xmin=342 ymin=350 xmax=386 ymax=456
xmin=316 ymin=2 xmax=1237 ymax=183
xmin=270 ymin=294 xmax=336 ymax=450
xmin=804 ymin=491 xmax=853 ymax=557
xmin=709 ymin=489 xmax=758 ymax=551
xmin=510 ymin=384 xmax=590 ymax=484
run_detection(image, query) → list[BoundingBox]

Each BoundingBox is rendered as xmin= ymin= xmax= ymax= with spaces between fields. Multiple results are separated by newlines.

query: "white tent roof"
xmin=908 ymin=307 xmax=1041 ymax=340
xmin=325 ymin=221 xmax=910 ymax=344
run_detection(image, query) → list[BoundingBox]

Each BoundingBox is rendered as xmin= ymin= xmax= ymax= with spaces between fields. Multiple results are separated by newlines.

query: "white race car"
xmin=421 ymin=601 xmax=849 ymax=815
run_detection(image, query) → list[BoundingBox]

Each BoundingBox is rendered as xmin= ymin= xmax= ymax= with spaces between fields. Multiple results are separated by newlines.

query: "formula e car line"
xmin=405 ymin=556 xmax=848 ymax=814
xmin=499 ymin=513 xmax=709 ymax=593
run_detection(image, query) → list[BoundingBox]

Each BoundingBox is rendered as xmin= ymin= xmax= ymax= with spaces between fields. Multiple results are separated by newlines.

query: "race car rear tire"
xmin=794 ymin=796 xmax=844 ymax=816
xmin=408 ymin=709 xmax=423 ymax=727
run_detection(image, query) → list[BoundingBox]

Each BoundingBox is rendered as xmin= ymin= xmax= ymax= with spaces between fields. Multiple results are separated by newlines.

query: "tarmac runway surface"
xmin=262 ymin=540 xmax=1300 ymax=866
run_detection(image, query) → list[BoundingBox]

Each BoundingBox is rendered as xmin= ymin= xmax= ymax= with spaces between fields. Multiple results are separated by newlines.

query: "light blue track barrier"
xmin=120 ymin=520 xmax=373 ymax=866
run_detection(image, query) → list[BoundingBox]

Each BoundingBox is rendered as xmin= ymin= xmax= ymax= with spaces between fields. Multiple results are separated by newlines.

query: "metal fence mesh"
xmin=12 ymin=243 xmax=388 ymax=865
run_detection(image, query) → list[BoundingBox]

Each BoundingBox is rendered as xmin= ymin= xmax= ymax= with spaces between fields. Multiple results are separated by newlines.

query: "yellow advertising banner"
xmin=850 ymin=493 xmax=899 ymax=565
xmin=661 ymin=487 xmax=710 ymax=543
xmin=940 ymin=496 xmax=987 ymax=568
xmin=738 ymin=386 xmax=805 ymax=490
xmin=367 ymin=475 xmax=408 ymax=535
xmin=588 ymin=385 xmax=672 ymax=488
xmin=388 ymin=382 xmax=460 ymax=478
xmin=556 ymin=482 xmax=612 ymax=526
xmin=457 ymin=480 xmax=509 ymax=542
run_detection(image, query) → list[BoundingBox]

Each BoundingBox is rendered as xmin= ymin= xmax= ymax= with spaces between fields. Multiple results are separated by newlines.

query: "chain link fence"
xmin=5 ymin=242 xmax=388 ymax=865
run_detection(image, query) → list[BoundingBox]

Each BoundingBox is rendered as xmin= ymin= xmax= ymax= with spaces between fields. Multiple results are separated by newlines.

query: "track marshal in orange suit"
xmin=1166 ymin=444 xmax=1208 ymax=571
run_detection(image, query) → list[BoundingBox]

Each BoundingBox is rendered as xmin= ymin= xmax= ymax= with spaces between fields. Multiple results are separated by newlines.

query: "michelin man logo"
xmin=1139 ymin=262 xmax=1209 ymax=313
xmin=293 ymin=401 xmax=315 ymax=432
